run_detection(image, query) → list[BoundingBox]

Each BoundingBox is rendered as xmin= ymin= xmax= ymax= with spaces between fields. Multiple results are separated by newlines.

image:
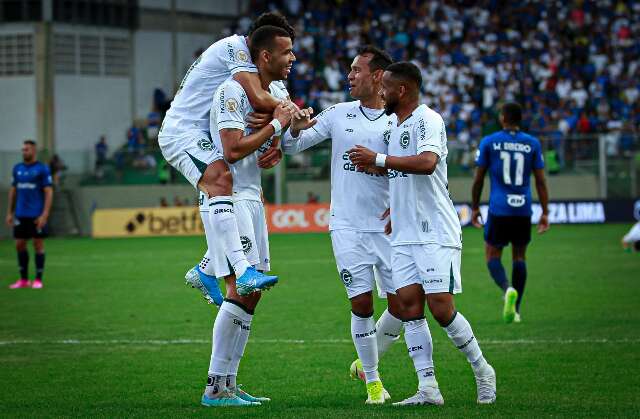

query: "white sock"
xmin=404 ymin=318 xmax=437 ymax=389
xmin=351 ymin=312 xmax=379 ymax=383
xmin=208 ymin=301 xmax=247 ymax=377
xmin=376 ymin=308 xmax=403 ymax=357
xmin=208 ymin=196 xmax=250 ymax=278
xmin=227 ymin=309 xmax=253 ymax=391
xmin=198 ymin=250 xmax=216 ymax=277
xmin=443 ymin=312 xmax=488 ymax=374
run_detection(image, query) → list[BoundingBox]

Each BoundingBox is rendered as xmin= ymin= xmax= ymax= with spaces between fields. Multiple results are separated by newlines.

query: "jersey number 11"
xmin=500 ymin=151 xmax=524 ymax=186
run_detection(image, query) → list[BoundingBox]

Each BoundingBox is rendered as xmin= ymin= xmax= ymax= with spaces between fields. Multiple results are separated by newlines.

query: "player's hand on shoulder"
xmin=537 ymin=213 xmax=549 ymax=234
xmin=471 ymin=208 xmax=483 ymax=228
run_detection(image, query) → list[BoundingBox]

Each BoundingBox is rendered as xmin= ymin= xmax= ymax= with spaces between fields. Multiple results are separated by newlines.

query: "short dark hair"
xmin=249 ymin=25 xmax=291 ymax=62
xmin=249 ymin=11 xmax=296 ymax=43
xmin=356 ymin=45 xmax=393 ymax=72
xmin=23 ymin=140 xmax=36 ymax=146
xmin=385 ymin=61 xmax=422 ymax=90
xmin=501 ymin=102 xmax=522 ymax=126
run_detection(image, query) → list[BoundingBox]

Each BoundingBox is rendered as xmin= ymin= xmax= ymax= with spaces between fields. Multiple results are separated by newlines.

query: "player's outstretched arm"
xmin=5 ymin=186 xmax=16 ymax=226
xmin=282 ymin=108 xmax=330 ymax=155
xmin=220 ymin=103 xmax=291 ymax=163
xmin=348 ymin=145 xmax=438 ymax=175
xmin=234 ymin=72 xmax=281 ymax=113
xmin=471 ymin=166 xmax=487 ymax=228
xmin=533 ymin=168 xmax=550 ymax=234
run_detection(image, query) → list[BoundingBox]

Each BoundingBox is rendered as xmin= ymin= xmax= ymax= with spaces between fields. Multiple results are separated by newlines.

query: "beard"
xmin=384 ymin=100 xmax=397 ymax=116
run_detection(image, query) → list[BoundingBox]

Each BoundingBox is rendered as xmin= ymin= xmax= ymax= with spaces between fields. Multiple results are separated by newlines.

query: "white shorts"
xmin=392 ymin=244 xmax=462 ymax=294
xmin=201 ymin=199 xmax=270 ymax=278
xmin=623 ymin=222 xmax=640 ymax=243
xmin=159 ymin=130 xmax=223 ymax=188
xmin=330 ymin=230 xmax=394 ymax=299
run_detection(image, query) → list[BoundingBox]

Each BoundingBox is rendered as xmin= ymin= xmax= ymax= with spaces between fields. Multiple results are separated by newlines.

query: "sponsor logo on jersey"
xmin=387 ymin=169 xmax=409 ymax=179
xmin=226 ymin=98 xmax=238 ymax=112
xmin=240 ymin=235 xmax=252 ymax=254
xmin=345 ymin=128 xmax=354 ymax=133
xmin=197 ymin=138 xmax=213 ymax=151
xmin=235 ymin=50 xmax=249 ymax=62
xmin=507 ymin=194 xmax=526 ymax=207
xmin=346 ymin=113 xmax=356 ymax=119
xmin=340 ymin=269 xmax=353 ymax=286
xmin=400 ymin=131 xmax=410 ymax=149
xmin=383 ymin=129 xmax=391 ymax=145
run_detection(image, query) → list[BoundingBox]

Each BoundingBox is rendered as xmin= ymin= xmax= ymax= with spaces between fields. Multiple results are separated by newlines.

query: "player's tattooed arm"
xmin=471 ymin=166 xmax=487 ymax=228
xmin=533 ymin=168 xmax=550 ymax=234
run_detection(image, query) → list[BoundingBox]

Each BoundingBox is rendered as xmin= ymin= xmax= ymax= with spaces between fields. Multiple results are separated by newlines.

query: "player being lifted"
xmin=282 ymin=46 xmax=402 ymax=405
xmin=349 ymin=62 xmax=496 ymax=406
xmin=471 ymin=102 xmax=550 ymax=323
xmin=200 ymin=25 xmax=294 ymax=407
xmin=159 ymin=12 xmax=296 ymax=299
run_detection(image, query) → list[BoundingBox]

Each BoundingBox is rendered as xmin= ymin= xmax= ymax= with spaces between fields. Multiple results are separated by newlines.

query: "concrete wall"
xmin=0 ymin=77 xmax=37 ymax=152
xmin=133 ymin=30 xmax=173 ymax=118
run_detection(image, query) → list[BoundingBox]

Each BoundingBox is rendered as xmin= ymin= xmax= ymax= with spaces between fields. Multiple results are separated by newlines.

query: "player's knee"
xmin=33 ymin=240 xmax=44 ymax=253
xmin=213 ymin=170 xmax=233 ymax=193
xmin=350 ymin=292 xmax=373 ymax=316
xmin=15 ymin=240 xmax=27 ymax=251
xmin=428 ymin=302 xmax=454 ymax=326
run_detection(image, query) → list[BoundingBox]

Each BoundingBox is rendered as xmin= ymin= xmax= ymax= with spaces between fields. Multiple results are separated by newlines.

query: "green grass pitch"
xmin=0 ymin=225 xmax=639 ymax=418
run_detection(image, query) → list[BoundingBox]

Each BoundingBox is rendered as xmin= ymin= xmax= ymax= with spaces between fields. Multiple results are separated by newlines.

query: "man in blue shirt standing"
xmin=5 ymin=140 xmax=53 ymax=289
xmin=471 ymin=103 xmax=550 ymax=323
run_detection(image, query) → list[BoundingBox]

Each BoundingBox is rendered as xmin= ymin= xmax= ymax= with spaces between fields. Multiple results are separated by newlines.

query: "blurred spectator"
xmin=159 ymin=197 xmax=169 ymax=207
xmin=306 ymin=191 xmax=319 ymax=204
xmin=49 ymin=154 xmax=67 ymax=186
xmin=147 ymin=110 xmax=161 ymax=142
xmin=95 ymin=136 xmax=108 ymax=179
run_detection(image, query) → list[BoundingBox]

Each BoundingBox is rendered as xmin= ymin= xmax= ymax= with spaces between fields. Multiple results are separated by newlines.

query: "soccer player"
xmin=5 ymin=140 xmax=53 ymax=289
xmin=470 ymin=102 xmax=550 ymax=323
xmin=282 ymin=46 xmax=401 ymax=404
xmin=622 ymin=221 xmax=640 ymax=252
xmin=200 ymin=25 xmax=294 ymax=407
xmin=349 ymin=62 xmax=496 ymax=406
xmin=159 ymin=12 xmax=296 ymax=297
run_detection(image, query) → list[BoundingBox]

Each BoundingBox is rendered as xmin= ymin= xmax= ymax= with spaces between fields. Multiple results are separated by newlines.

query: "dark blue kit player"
xmin=470 ymin=102 xmax=550 ymax=323
xmin=5 ymin=140 xmax=53 ymax=289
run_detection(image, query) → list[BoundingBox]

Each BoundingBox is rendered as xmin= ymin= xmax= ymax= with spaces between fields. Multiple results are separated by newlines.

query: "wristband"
xmin=375 ymin=153 xmax=387 ymax=168
xmin=269 ymin=119 xmax=282 ymax=136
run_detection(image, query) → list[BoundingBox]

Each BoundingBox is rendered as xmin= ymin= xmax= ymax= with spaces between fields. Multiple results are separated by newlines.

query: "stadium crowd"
xmin=227 ymin=0 xmax=639 ymax=163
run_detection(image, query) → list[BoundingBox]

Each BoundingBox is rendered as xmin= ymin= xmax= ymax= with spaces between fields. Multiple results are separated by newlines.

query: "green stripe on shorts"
xmin=185 ymin=151 xmax=208 ymax=175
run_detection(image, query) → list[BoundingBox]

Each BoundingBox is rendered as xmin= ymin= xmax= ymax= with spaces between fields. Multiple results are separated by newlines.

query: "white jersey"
xmin=210 ymin=78 xmax=288 ymax=202
xmin=282 ymin=101 xmax=395 ymax=232
xmin=160 ymin=34 xmax=287 ymax=137
xmin=388 ymin=104 xmax=462 ymax=248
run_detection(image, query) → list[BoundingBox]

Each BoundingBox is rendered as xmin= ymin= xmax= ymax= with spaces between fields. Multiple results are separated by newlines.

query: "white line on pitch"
xmin=0 ymin=338 xmax=638 ymax=346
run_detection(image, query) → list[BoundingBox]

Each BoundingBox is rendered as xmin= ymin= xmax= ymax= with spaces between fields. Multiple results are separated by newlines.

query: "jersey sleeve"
xmin=41 ymin=164 xmax=53 ymax=187
xmin=215 ymin=82 xmax=246 ymax=131
xmin=532 ymin=139 xmax=545 ymax=170
xmin=224 ymin=38 xmax=258 ymax=76
xmin=475 ymin=137 xmax=490 ymax=167
xmin=416 ymin=114 xmax=443 ymax=157
xmin=11 ymin=165 xmax=17 ymax=187
xmin=282 ymin=105 xmax=334 ymax=154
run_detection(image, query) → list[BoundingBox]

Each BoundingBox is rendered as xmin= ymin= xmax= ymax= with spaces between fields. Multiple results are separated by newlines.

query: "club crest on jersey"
xmin=340 ymin=269 xmax=353 ymax=286
xmin=400 ymin=131 xmax=410 ymax=149
xmin=240 ymin=235 xmax=252 ymax=254
xmin=383 ymin=129 xmax=391 ymax=145
xmin=197 ymin=138 xmax=213 ymax=151
xmin=235 ymin=50 xmax=249 ymax=63
xmin=226 ymin=98 xmax=238 ymax=112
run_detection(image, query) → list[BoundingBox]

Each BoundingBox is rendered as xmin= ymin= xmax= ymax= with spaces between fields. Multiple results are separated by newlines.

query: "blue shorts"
xmin=484 ymin=213 xmax=531 ymax=248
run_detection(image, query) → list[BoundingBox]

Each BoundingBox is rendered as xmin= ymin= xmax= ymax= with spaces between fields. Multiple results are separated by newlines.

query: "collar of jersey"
xmin=358 ymin=105 xmax=386 ymax=121
xmin=397 ymin=104 xmax=426 ymax=127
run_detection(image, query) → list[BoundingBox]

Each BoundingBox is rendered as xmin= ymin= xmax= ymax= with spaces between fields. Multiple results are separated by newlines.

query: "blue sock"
xmin=512 ymin=261 xmax=527 ymax=312
xmin=17 ymin=250 xmax=29 ymax=279
xmin=487 ymin=258 xmax=509 ymax=292
xmin=35 ymin=253 xmax=45 ymax=281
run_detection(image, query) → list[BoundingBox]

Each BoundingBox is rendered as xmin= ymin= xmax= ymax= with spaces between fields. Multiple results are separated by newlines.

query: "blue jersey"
xmin=475 ymin=130 xmax=544 ymax=217
xmin=12 ymin=162 xmax=52 ymax=218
